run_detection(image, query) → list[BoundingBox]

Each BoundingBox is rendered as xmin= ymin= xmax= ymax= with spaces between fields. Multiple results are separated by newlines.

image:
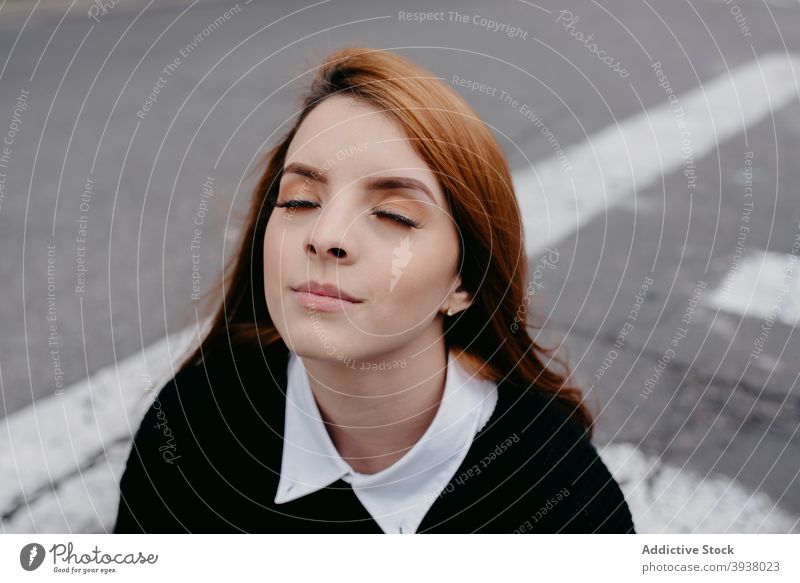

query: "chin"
xmin=279 ymin=321 xmax=346 ymax=358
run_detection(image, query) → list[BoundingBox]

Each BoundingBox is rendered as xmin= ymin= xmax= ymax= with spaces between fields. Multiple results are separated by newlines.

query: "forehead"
xmin=285 ymin=95 xmax=441 ymax=194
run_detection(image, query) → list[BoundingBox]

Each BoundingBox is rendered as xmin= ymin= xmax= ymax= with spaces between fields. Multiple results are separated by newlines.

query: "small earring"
xmin=446 ymin=307 xmax=455 ymax=317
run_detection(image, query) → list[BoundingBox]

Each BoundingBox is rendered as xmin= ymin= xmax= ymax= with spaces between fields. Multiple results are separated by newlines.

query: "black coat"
xmin=113 ymin=341 xmax=636 ymax=533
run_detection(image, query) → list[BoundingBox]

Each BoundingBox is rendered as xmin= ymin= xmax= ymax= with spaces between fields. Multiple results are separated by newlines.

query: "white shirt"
xmin=274 ymin=349 xmax=499 ymax=533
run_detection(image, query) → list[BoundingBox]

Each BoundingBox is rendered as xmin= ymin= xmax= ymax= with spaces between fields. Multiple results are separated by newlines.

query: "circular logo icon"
xmin=20 ymin=543 xmax=46 ymax=571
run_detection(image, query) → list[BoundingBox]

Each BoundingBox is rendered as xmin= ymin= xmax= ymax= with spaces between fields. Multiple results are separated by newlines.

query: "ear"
xmin=441 ymin=275 xmax=472 ymax=316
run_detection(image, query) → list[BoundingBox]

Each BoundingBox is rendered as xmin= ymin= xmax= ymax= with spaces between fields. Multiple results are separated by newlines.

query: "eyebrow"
xmin=282 ymin=162 xmax=436 ymax=203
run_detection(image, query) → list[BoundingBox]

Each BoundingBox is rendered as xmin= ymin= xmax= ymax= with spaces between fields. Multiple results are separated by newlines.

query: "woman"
xmin=113 ymin=47 xmax=635 ymax=534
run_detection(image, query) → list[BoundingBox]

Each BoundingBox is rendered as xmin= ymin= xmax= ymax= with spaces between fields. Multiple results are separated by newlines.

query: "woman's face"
xmin=263 ymin=95 xmax=468 ymax=362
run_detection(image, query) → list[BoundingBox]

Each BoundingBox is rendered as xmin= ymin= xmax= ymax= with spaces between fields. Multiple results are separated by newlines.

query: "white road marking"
xmin=3 ymin=53 xmax=800 ymax=532
xmin=514 ymin=53 xmax=800 ymax=257
xmin=2 ymin=439 xmax=132 ymax=533
xmin=602 ymin=443 xmax=797 ymax=533
xmin=0 ymin=326 xmax=198 ymax=532
xmin=708 ymin=251 xmax=800 ymax=325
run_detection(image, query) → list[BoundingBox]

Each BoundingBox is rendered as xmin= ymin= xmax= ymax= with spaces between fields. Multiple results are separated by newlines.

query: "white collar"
xmin=274 ymin=349 xmax=498 ymax=533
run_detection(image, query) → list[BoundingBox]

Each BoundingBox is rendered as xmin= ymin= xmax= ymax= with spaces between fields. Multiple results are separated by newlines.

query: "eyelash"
xmin=273 ymin=198 xmax=421 ymax=229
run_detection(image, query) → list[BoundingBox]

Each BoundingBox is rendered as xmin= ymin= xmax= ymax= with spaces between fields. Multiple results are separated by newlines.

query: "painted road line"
xmin=0 ymin=326 xmax=198 ymax=529
xmin=2 ymin=439 xmax=132 ymax=533
xmin=513 ymin=52 xmax=800 ymax=257
xmin=708 ymin=251 xmax=800 ymax=325
xmin=602 ymin=443 xmax=797 ymax=533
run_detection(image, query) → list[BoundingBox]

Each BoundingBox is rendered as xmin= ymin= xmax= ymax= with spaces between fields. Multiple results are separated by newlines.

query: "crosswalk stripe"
xmin=514 ymin=52 xmax=800 ymax=256
xmin=0 ymin=326 xmax=198 ymax=529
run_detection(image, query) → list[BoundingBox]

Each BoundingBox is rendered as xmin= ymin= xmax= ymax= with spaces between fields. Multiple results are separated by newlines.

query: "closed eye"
xmin=371 ymin=208 xmax=420 ymax=228
xmin=274 ymin=199 xmax=316 ymax=210
xmin=273 ymin=198 xmax=420 ymax=228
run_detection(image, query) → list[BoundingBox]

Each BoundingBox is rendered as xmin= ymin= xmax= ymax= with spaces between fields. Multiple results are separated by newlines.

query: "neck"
xmin=300 ymin=330 xmax=448 ymax=475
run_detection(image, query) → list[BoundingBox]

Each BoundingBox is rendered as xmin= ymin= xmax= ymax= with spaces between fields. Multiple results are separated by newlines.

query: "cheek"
xmin=375 ymin=231 xmax=459 ymax=309
xmin=263 ymin=216 xmax=289 ymax=305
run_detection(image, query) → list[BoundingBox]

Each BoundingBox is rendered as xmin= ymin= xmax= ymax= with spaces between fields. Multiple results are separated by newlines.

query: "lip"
xmin=290 ymin=280 xmax=363 ymax=312
xmin=291 ymin=290 xmax=361 ymax=312
xmin=291 ymin=280 xmax=362 ymax=302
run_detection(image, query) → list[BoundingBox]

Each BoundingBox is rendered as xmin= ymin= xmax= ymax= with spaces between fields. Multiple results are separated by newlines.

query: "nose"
xmin=303 ymin=196 xmax=357 ymax=263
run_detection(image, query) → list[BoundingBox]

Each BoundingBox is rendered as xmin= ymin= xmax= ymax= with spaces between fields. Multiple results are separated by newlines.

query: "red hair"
xmin=180 ymin=47 xmax=594 ymax=437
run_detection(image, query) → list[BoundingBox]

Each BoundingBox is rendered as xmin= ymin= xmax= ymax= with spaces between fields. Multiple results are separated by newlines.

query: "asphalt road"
xmin=1 ymin=0 xmax=799 ymax=528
